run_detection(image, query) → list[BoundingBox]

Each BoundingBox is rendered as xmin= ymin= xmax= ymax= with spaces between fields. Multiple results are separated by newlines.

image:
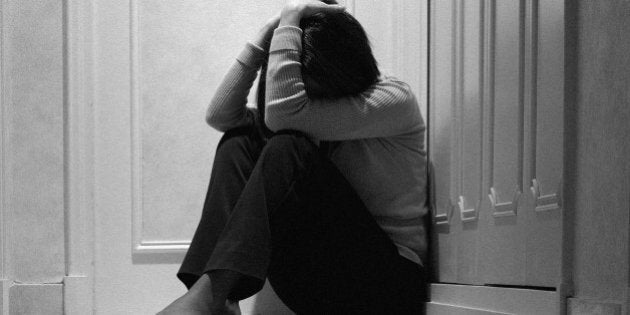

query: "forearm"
xmin=252 ymin=16 xmax=280 ymax=52
xmin=205 ymin=42 xmax=265 ymax=131
xmin=206 ymin=17 xmax=279 ymax=132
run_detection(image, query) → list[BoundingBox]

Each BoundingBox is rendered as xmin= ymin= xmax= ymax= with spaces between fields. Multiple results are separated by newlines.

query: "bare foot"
xmin=157 ymin=289 xmax=211 ymax=314
xmin=158 ymin=296 xmax=240 ymax=315
xmin=210 ymin=299 xmax=242 ymax=315
xmin=157 ymin=274 xmax=241 ymax=315
xmin=157 ymin=274 xmax=212 ymax=314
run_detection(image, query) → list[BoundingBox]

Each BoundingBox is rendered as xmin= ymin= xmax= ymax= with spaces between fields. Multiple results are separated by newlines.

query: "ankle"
xmin=189 ymin=274 xmax=211 ymax=294
xmin=209 ymin=295 xmax=228 ymax=309
xmin=209 ymin=270 xmax=241 ymax=299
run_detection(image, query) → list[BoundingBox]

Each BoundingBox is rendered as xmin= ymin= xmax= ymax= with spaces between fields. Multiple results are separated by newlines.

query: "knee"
xmin=264 ymin=131 xmax=317 ymax=156
xmin=215 ymin=126 xmax=263 ymax=158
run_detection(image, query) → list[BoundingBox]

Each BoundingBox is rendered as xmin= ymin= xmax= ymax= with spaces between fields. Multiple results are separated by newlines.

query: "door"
xmin=427 ymin=0 xmax=566 ymax=314
xmin=91 ymin=1 xmax=427 ymax=314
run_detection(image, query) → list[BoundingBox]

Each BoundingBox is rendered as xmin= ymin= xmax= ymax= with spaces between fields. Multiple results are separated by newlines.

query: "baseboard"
xmin=8 ymin=283 xmax=63 ymax=314
xmin=567 ymin=298 xmax=622 ymax=315
xmin=427 ymin=302 xmax=510 ymax=315
xmin=0 ymin=280 xmax=10 ymax=315
xmin=429 ymin=283 xmax=559 ymax=315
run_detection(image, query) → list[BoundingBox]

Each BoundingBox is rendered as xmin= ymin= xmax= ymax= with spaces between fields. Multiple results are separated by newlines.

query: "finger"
xmin=319 ymin=4 xmax=345 ymax=13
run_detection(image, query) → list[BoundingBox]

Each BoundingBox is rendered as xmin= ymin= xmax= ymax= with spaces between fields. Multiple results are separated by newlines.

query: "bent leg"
xmin=267 ymin=140 xmax=427 ymax=314
xmin=177 ymin=126 xmax=266 ymax=289
xmin=201 ymin=131 xmax=425 ymax=310
xmin=204 ymin=132 xmax=321 ymax=300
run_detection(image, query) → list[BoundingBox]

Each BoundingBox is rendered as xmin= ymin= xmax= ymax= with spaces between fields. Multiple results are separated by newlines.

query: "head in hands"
xmin=257 ymin=0 xmax=379 ymax=113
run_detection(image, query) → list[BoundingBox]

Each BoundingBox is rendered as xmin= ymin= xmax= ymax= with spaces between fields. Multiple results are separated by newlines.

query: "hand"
xmin=280 ymin=0 xmax=345 ymax=26
xmin=253 ymin=13 xmax=281 ymax=51
xmin=265 ymin=13 xmax=281 ymax=31
xmin=286 ymin=0 xmax=345 ymax=19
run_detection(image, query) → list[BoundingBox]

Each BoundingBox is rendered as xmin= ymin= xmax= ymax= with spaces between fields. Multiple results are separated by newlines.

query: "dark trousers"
xmin=177 ymin=125 xmax=427 ymax=314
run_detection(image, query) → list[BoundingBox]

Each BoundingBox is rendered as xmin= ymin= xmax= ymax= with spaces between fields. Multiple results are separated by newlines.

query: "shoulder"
xmin=366 ymin=75 xmax=418 ymax=117
xmin=369 ymin=75 xmax=416 ymax=105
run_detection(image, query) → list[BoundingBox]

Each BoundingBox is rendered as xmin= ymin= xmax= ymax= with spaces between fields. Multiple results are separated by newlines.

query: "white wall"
xmin=0 ymin=0 xmax=65 ymax=313
xmin=567 ymin=0 xmax=630 ymax=314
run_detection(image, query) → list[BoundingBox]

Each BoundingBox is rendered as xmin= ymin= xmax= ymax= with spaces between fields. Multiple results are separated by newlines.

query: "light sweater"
xmin=206 ymin=26 xmax=428 ymax=265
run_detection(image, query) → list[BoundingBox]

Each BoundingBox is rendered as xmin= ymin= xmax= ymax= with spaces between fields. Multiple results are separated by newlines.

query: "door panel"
xmin=430 ymin=0 xmax=458 ymax=283
xmin=489 ymin=0 xmax=523 ymax=218
xmin=429 ymin=0 xmax=565 ymax=291
xmin=479 ymin=0 xmax=528 ymax=286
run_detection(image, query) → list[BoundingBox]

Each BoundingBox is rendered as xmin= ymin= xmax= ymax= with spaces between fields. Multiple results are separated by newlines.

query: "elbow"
xmin=205 ymin=111 xmax=229 ymax=132
xmin=262 ymin=100 xmax=283 ymax=132
xmin=263 ymin=101 xmax=305 ymax=132
xmin=205 ymin=109 xmax=218 ymax=127
xmin=264 ymin=94 xmax=310 ymax=132
xmin=264 ymin=114 xmax=282 ymax=132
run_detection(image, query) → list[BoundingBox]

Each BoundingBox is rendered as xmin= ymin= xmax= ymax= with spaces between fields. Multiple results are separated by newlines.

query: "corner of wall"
xmin=0 ymin=280 xmax=10 ymax=315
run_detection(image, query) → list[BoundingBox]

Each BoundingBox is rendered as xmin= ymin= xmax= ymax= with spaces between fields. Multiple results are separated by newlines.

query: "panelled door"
xmin=428 ymin=0 xmax=565 ymax=314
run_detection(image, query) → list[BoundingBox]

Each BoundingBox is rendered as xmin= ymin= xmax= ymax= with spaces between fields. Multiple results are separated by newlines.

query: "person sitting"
xmin=159 ymin=1 xmax=428 ymax=314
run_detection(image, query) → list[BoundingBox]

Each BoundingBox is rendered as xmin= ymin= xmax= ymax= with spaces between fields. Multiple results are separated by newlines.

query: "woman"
xmin=159 ymin=1 xmax=428 ymax=314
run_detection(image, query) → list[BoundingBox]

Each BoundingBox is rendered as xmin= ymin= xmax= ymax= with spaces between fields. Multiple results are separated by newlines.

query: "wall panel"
xmin=131 ymin=0 xmax=287 ymax=255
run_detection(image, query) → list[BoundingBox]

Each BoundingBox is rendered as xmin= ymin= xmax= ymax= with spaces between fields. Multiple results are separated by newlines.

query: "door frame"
xmin=64 ymin=0 xmax=95 ymax=314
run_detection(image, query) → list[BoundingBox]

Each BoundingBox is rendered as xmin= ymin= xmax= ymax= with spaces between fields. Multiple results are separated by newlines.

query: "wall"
xmin=0 ymin=0 xmax=66 ymax=314
xmin=567 ymin=0 xmax=630 ymax=314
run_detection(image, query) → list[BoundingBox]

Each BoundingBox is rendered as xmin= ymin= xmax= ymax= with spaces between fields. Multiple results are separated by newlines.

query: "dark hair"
xmin=300 ymin=11 xmax=380 ymax=98
xmin=256 ymin=7 xmax=379 ymax=127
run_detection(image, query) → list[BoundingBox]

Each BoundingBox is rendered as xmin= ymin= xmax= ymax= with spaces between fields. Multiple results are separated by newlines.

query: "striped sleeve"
xmin=206 ymin=42 xmax=266 ymax=132
xmin=265 ymin=26 xmax=422 ymax=140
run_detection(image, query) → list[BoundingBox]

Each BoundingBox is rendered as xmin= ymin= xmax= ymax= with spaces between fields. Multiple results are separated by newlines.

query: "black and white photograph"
xmin=0 ymin=0 xmax=628 ymax=314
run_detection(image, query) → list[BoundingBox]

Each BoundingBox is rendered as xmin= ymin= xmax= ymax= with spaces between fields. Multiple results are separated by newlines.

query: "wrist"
xmin=252 ymin=24 xmax=275 ymax=50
